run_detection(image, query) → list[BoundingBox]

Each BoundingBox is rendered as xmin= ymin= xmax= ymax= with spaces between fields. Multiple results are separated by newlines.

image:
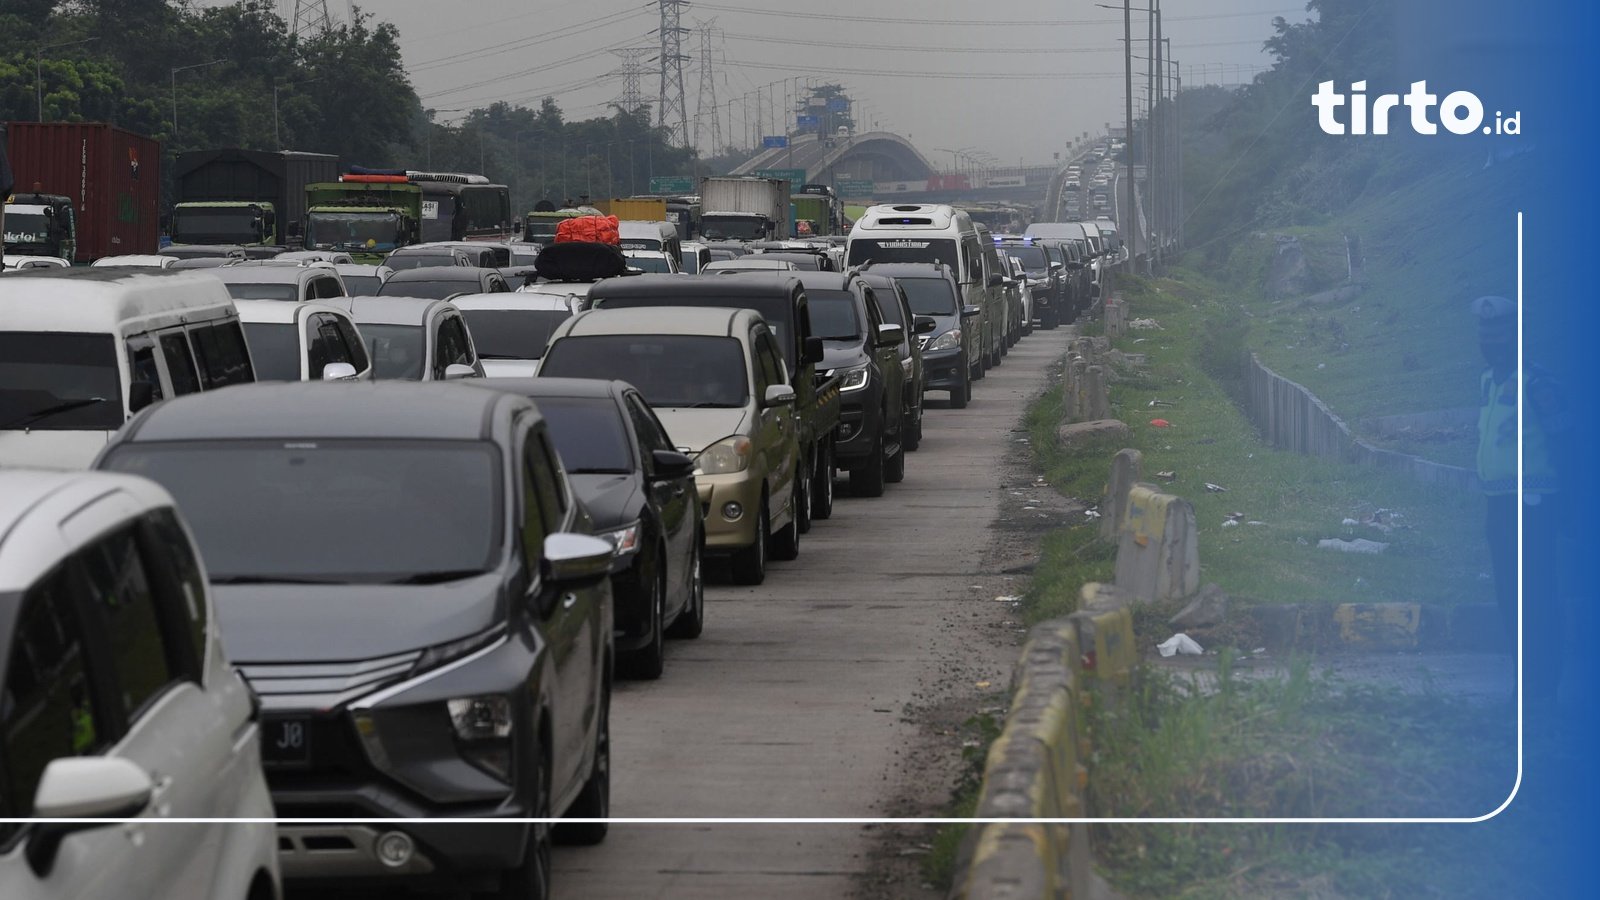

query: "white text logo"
xmin=1312 ymin=81 xmax=1521 ymax=136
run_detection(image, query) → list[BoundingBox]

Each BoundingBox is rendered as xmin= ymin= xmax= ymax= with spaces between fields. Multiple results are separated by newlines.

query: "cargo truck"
xmin=699 ymin=175 xmax=790 ymax=241
xmin=3 ymin=191 xmax=75 ymax=261
xmin=3 ymin=121 xmax=161 ymax=262
xmin=171 ymin=148 xmax=338 ymax=248
xmin=596 ymin=196 xmax=668 ymax=222
xmin=302 ymin=180 xmax=422 ymax=264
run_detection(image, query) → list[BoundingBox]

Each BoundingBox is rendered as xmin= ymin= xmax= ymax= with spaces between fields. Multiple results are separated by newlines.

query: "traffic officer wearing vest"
xmin=1474 ymin=295 xmax=1568 ymax=699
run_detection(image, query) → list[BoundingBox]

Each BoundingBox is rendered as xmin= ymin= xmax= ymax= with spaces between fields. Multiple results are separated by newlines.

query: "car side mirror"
xmin=803 ymin=335 xmax=825 ymax=365
xmin=876 ymin=323 xmax=905 ymax=348
xmin=128 ymin=380 xmax=157 ymax=413
xmin=321 ymin=362 xmax=358 ymax=381
xmin=960 ymin=305 xmax=982 ymax=319
xmin=26 ymin=757 xmax=153 ymax=877
xmin=541 ymin=532 xmax=613 ymax=590
xmin=987 ymin=273 xmax=1003 ymax=288
xmin=764 ymin=384 xmax=797 ymax=407
xmin=651 ymin=449 xmax=696 ymax=480
xmin=913 ymin=315 xmax=938 ymax=335
xmin=443 ymin=363 xmax=478 ymax=380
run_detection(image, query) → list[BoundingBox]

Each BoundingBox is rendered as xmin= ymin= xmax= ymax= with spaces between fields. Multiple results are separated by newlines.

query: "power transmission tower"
xmin=611 ymin=47 xmax=651 ymax=116
xmin=693 ymin=19 xmax=721 ymax=157
xmin=657 ymin=0 xmax=690 ymax=147
xmin=288 ymin=0 xmax=333 ymax=41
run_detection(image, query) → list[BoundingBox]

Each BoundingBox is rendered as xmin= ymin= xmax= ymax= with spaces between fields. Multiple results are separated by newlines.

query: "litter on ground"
xmin=1318 ymin=538 xmax=1390 ymax=554
xmin=1157 ymin=633 xmax=1204 ymax=657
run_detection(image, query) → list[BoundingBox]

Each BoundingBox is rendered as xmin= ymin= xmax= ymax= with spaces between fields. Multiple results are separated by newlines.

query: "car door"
xmin=860 ymin=284 xmax=902 ymax=434
xmin=753 ymin=328 xmax=797 ymax=517
xmin=625 ymin=392 xmax=694 ymax=612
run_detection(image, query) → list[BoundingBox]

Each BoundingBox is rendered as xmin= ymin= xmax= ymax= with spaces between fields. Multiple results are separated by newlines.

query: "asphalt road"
xmin=550 ymin=327 xmax=1075 ymax=898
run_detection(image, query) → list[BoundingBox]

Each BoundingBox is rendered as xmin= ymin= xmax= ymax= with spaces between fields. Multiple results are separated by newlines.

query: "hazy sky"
xmin=297 ymin=1 xmax=1302 ymax=165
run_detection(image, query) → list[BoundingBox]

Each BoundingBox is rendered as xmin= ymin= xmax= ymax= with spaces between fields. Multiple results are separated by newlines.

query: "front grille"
xmin=237 ymin=650 xmax=422 ymax=711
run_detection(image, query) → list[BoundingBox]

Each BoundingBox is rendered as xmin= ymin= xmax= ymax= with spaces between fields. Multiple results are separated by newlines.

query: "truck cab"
xmin=303 ymin=181 xmax=422 ymax=265
xmin=3 ymin=192 xmax=76 ymax=261
xmin=170 ymin=200 xmax=274 ymax=247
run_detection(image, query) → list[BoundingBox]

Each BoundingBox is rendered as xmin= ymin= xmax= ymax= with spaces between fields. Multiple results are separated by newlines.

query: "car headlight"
xmin=695 ymin=435 xmax=753 ymax=475
xmin=602 ymin=522 xmax=641 ymax=556
xmin=446 ymin=695 xmax=513 ymax=783
xmin=837 ymin=364 xmax=870 ymax=393
xmin=926 ymin=330 xmax=961 ymax=352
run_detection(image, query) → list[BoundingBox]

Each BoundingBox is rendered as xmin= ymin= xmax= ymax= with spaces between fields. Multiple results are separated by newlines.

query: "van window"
xmin=520 ymin=441 xmax=549 ymax=570
xmin=189 ymin=321 xmax=255 ymax=388
xmin=845 ymin=238 xmax=958 ymax=269
xmin=77 ymin=528 xmax=182 ymax=722
xmin=0 ymin=565 xmax=105 ymax=836
xmin=334 ymin=317 xmax=369 ymax=372
xmin=0 ymin=332 xmax=124 ymax=431
xmin=433 ymin=315 xmax=473 ymax=377
xmin=159 ymin=332 xmax=202 ymax=396
xmin=308 ymin=314 xmax=354 ymax=375
xmin=128 ymin=338 xmax=166 ymax=406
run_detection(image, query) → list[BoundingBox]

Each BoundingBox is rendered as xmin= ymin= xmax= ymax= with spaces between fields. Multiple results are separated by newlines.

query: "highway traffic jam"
xmin=1 ymin=134 xmax=1126 ymax=899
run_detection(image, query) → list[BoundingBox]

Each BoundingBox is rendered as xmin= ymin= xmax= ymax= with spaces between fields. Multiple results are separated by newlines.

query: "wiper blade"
xmin=3 ymin=397 xmax=107 ymax=430
xmin=386 ymin=570 xmax=486 ymax=585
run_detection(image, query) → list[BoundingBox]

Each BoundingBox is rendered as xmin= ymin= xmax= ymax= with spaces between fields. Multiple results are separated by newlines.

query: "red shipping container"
xmin=5 ymin=122 xmax=162 ymax=262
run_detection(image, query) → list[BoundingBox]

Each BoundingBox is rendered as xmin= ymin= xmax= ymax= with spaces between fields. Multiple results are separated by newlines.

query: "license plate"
xmin=263 ymin=716 xmax=312 ymax=767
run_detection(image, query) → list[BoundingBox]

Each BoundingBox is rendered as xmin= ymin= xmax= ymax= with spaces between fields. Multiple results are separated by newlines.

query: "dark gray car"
xmin=95 ymin=382 xmax=614 ymax=899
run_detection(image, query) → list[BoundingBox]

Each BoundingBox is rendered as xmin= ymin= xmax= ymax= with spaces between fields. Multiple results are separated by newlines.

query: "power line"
xmin=722 ymin=59 xmax=1128 ymax=80
xmin=420 ymin=32 xmax=652 ymax=100
xmin=408 ymin=7 xmax=652 ymax=73
xmin=691 ymin=3 xmax=1308 ymax=27
xmin=721 ymin=32 xmax=1275 ymax=55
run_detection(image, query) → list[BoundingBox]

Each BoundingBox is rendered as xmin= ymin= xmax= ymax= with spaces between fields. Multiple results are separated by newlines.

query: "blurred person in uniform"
xmin=1474 ymin=295 xmax=1569 ymax=700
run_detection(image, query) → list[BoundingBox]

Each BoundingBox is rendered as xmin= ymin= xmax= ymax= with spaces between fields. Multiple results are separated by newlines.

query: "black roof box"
xmin=534 ymin=241 xmax=627 ymax=281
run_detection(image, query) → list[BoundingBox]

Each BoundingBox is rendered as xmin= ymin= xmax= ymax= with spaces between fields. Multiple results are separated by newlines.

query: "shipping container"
xmin=173 ymin=148 xmax=338 ymax=246
xmin=4 ymin=122 xmax=161 ymax=262
xmin=699 ymin=176 xmax=790 ymax=240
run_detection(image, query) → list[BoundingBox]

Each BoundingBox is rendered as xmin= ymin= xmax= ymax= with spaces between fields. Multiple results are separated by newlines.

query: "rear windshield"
xmin=385 ymin=254 xmax=457 ymax=271
xmin=540 ymin=335 xmax=749 ymax=409
xmin=593 ymin=292 xmax=793 ymax=368
xmin=342 ymin=274 xmax=384 ymax=296
xmin=896 ymin=278 xmax=958 ymax=316
xmin=806 ymin=291 xmax=862 ymax=341
xmin=362 ymin=324 xmax=426 ymax=380
xmin=0 ymin=333 xmax=124 ymax=430
xmin=459 ymin=309 xmax=571 ymax=360
xmin=224 ymin=282 xmax=298 ymax=302
xmin=625 ymin=254 xmax=673 ymax=273
xmin=538 ymin=398 xmax=634 ymax=474
xmin=378 ymin=278 xmax=471 ymax=300
xmin=242 ymin=323 xmax=302 ymax=381
xmin=1002 ymin=246 xmax=1048 ymax=269
xmin=846 ymin=238 xmax=958 ymax=268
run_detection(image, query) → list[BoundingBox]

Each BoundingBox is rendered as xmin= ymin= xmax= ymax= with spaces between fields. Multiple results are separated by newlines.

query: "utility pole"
xmin=1123 ymin=0 xmax=1137 ymax=268
xmin=289 ymin=0 xmax=334 ymax=40
xmin=611 ymin=47 xmax=650 ymax=116
xmin=1151 ymin=0 xmax=1162 ymax=267
xmin=657 ymin=0 xmax=690 ymax=147
xmin=694 ymin=19 xmax=721 ymax=159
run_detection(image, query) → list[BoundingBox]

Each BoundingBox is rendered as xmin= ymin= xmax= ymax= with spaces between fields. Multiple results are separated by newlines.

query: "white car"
xmin=1 ymin=255 xmax=70 ymax=271
xmin=451 ymin=292 xmax=582 ymax=377
xmin=334 ymin=263 xmax=391 ymax=297
xmin=702 ymin=258 xmax=798 ymax=273
xmin=234 ymin=299 xmax=374 ymax=382
xmin=0 ymin=469 xmax=280 ymax=900
xmin=206 ymin=264 xmax=347 ymax=302
xmin=275 ymin=250 xmax=355 ymax=265
xmin=90 ymin=254 xmax=177 ymax=268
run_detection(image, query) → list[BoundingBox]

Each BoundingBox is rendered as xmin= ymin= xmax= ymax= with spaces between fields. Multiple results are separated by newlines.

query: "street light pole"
xmin=1123 ymin=0 xmax=1137 ymax=267
xmin=35 ymin=37 xmax=99 ymax=122
xmin=171 ymin=59 xmax=227 ymax=144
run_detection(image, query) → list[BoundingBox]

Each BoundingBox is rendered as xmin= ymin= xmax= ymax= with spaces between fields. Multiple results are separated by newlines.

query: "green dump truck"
xmin=303 ymin=181 xmax=422 ymax=264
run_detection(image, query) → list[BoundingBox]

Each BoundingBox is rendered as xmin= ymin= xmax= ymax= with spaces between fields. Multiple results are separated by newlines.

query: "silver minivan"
xmin=0 ymin=470 xmax=279 ymax=900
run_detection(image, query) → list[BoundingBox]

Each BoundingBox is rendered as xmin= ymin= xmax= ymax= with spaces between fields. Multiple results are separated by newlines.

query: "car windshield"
xmin=173 ymin=207 xmax=261 ymax=244
xmin=386 ymin=254 xmax=456 ymax=271
xmin=701 ymin=216 xmax=766 ymax=240
xmin=594 ymin=293 xmax=792 ymax=369
xmin=361 ymin=324 xmax=426 ymax=380
xmin=379 ymin=278 xmax=471 ymax=300
xmin=624 ymin=254 xmax=672 ymax=273
xmin=896 ymin=278 xmax=958 ymax=316
xmin=342 ymin=274 xmax=383 ymax=296
xmin=306 ymin=211 xmax=403 ymax=252
xmin=241 ymin=323 xmax=303 ymax=381
xmin=0 ymin=333 xmax=124 ymax=430
xmin=524 ymin=217 xmax=566 ymax=240
xmin=459 ymin=309 xmax=570 ymax=360
xmin=101 ymin=441 xmax=501 ymax=583
xmin=679 ymin=250 xmax=701 ymax=273
xmin=1003 ymin=246 xmax=1048 ymax=270
xmin=846 ymin=238 xmax=959 ymax=268
xmin=224 ymin=282 xmax=298 ymax=302
xmin=540 ymin=335 xmax=749 ymax=408
xmin=3 ymin=212 xmax=51 ymax=246
xmin=537 ymin=398 xmax=635 ymax=473
xmin=807 ymin=291 xmax=862 ymax=340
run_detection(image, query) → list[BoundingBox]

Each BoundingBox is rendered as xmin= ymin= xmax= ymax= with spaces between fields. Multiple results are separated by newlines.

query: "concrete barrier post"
xmin=1100 ymin=448 xmax=1142 ymax=541
xmin=1070 ymin=359 xmax=1089 ymax=421
xmin=1086 ymin=365 xmax=1107 ymax=420
xmin=1114 ymin=484 xmax=1201 ymax=603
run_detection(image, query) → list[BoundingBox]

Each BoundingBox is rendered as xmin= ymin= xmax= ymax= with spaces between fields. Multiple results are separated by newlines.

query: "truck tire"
xmin=810 ymin=442 xmax=835 ymax=521
xmin=729 ymin=496 xmax=768 ymax=585
xmin=849 ymin=433 xmax=886 ymax=497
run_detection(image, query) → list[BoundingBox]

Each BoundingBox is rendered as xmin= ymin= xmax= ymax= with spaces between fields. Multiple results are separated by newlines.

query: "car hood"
xmin=0 ymin=430 xmax=113 ymax=470
xmin=820 ymin=341 xmax=869 ymax=372
xmin=481 ymin=358 xmax=541 ymax=378
xmin=213 ymin=572 xmax=503 ymax=664
xmin=653 ymin=406 xmax=751 ymax=455
xmin=569 ymin=473 xmax=641 ymax=530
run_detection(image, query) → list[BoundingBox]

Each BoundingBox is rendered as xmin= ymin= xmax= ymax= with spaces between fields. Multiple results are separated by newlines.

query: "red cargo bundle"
xmin=4 ymin=121 xmax=161 ymax=262
xmin=555 ymin=215 xmax=620 ymax=245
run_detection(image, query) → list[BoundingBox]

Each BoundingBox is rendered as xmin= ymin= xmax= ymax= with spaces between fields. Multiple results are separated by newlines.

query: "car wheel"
xmin=810 ymin=442 xmax=835 ymax=521
xmin=730 ymin=495 xmax=768 ymax=585
xmin=486 ymin=751 xmax=552 ymax=898
xmin=666 ymin=536 xmax=704 ymax=639
xmin=951 ymin=372 xmax=970 ymax=409
xmin=619 ymin=564 xmax=665 ymax=680
xmin=768 ymin=484 xmax=801 ymax=561
xmin=849 ymin=432 xmax=886 ymax=497
xmin=553 ymin=688 xmax=609 ymax=846
xmin=904 ymin=408 xmax=922 ymax=452
xmin=885 ymin=436 xmax=906 ymax=484
xmin=794 ymin=457 xmax=813 ymax=535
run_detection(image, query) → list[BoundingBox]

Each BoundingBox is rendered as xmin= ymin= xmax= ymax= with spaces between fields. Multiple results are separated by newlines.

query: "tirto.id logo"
xmin=1313 ymin=81 xmax=1521 ymax=136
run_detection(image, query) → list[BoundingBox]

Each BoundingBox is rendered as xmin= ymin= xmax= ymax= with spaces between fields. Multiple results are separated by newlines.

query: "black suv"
xmin=862 ymin=263 xmax=982 ymax=409
xmin=97 ymin=382 xmax=615 ymax=899
xmin=795 ymin=271 xmax=908 ymax=496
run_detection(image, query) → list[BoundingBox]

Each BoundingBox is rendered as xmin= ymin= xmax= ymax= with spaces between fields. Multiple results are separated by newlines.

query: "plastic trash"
xmin=1156 ymin=470 xmax=1177 ymax=482
xmin=1318 ymin=538 xmax=1389 ymax=554
xmin=1205 ymin=482 xmax=1228 ymax=493
xmin=1149 ymin=418 xmax=1172 ymax=428
xmin=1157 ymin=633 xmax=1204 ymax=657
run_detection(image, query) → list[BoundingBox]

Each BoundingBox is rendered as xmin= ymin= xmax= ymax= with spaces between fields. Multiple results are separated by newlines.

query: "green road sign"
xmin=649 ymin=175 xmax=695 ymax=194
xmin=756 ymin=168 xmax=808 ymax=189
xmin=837 ymin=179 xmax=875 ymax=197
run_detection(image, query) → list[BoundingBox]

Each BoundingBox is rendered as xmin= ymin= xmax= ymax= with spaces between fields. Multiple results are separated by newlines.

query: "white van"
xmin=619 ymin=220 xmax=684 ymax=274
xmin=846 ymin=204 xmax=995 ymax=381
xmin=0 ymin=469 xmax=279 ymax=900
xmin=0 ymin=269 xmax=256 ymax=469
